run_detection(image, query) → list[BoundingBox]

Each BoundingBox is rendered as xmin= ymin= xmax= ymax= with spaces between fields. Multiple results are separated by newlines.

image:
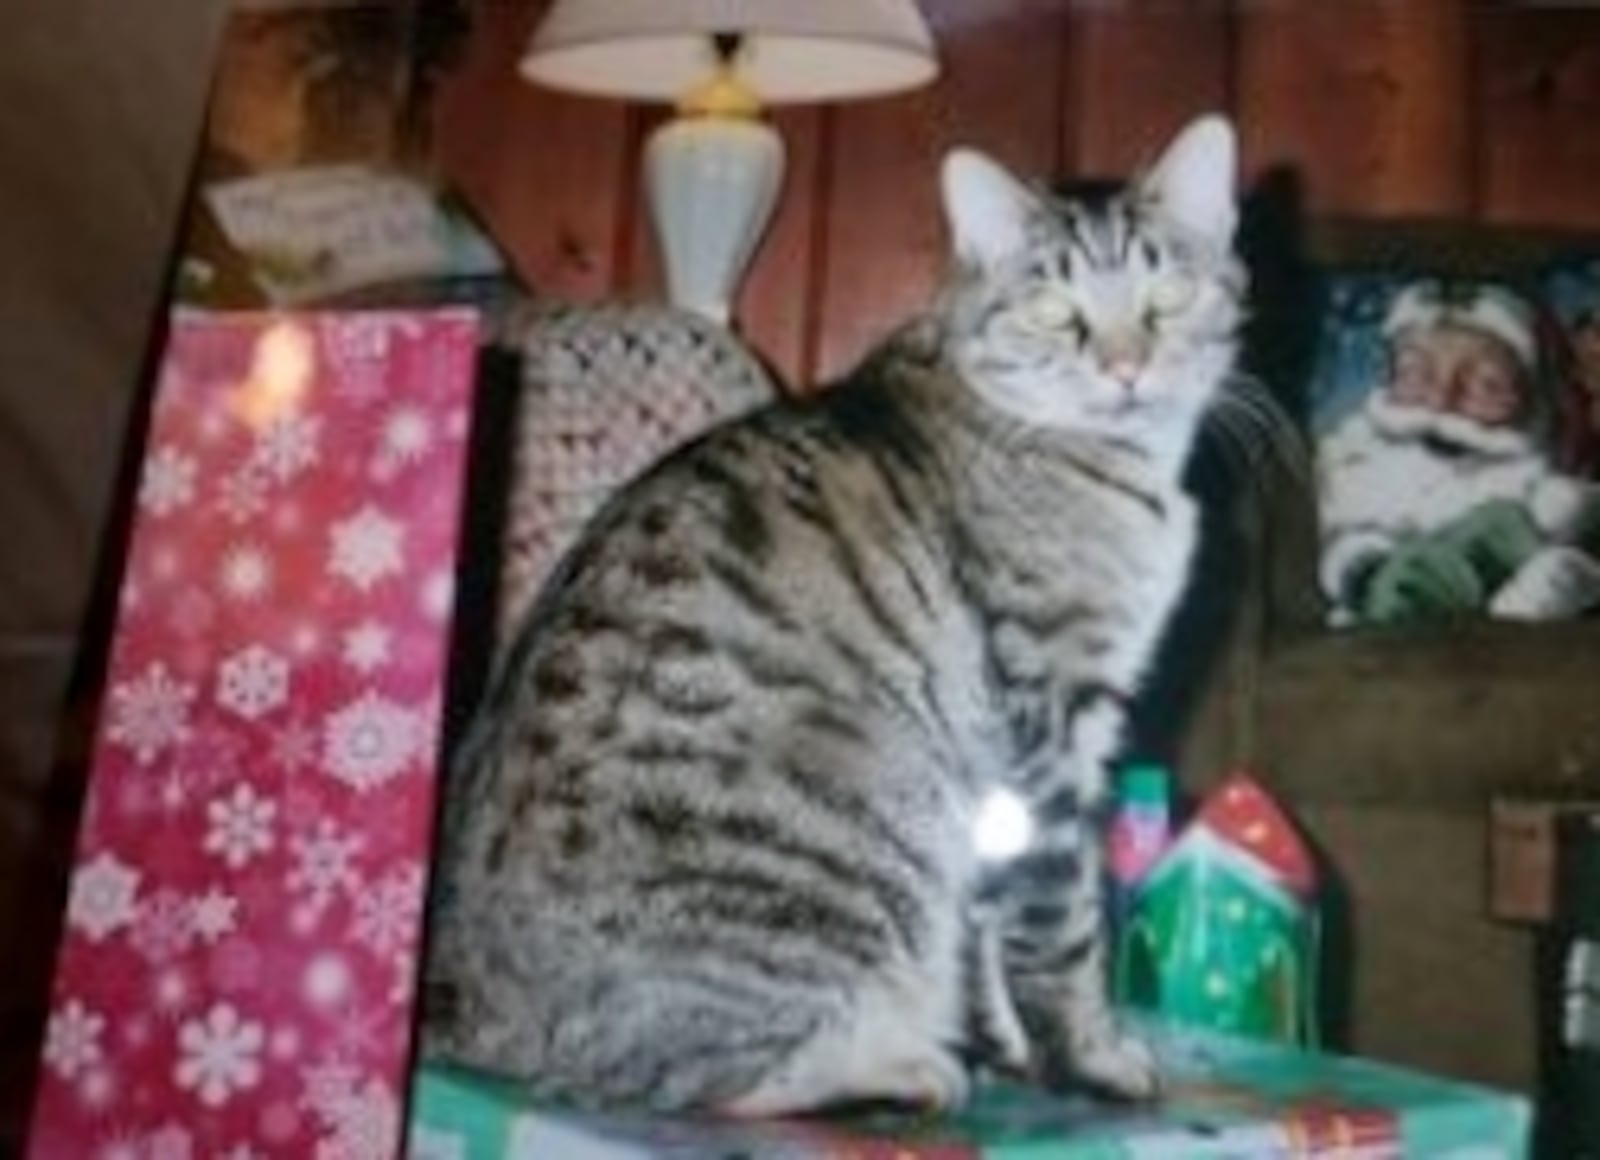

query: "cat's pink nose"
xmin=1105 ymin=358 xmax=1144 ymax=388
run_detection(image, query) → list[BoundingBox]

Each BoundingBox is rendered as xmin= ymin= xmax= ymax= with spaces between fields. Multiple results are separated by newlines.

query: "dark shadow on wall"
xmin=1123 ymin=165 xmax=1355 ymax=1051
xmin=3 ymin=300 xmax=178 ymax=1153
xmin=1126 ymin=165 xmax=1325 ymax=770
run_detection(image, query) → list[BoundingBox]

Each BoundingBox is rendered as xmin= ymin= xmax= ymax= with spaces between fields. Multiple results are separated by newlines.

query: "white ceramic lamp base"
xmin=645 ymin=114 xmax=784 ymax=327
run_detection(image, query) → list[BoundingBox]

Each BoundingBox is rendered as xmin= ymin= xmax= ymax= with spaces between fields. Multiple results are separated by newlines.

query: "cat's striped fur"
xmin=424 ymin=116 xmax=1247 ymax=1114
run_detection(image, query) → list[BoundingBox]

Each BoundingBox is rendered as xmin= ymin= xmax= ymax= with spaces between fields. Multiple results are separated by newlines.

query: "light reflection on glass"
xmin=232 ymin=320 xmax=315 ymax=431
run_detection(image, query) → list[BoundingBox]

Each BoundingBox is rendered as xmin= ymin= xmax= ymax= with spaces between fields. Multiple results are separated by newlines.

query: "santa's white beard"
xmin=1319 ymin=390 xmax=1554 ymax=548
xmin=1365 ymin=392 xmax=1538 ymax=460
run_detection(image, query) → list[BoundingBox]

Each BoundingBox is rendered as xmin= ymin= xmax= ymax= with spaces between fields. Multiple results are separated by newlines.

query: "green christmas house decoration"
xmin=1114 ymin=773 xmax=1321 ymax=1047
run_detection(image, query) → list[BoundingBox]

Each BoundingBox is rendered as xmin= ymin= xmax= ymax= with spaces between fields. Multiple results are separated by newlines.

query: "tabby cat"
xmin=425 ymin=114 xmax=1248 ymax=1115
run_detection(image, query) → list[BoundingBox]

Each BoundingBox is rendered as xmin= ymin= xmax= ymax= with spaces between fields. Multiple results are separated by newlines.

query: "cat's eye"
xmin=1147 ymin=272 xmax=1197 ymax=317
xmin=1022 ymin=293 xmax=1079 ymax=332
xmin=1021 ymin=294 xmax=1089 ymax=346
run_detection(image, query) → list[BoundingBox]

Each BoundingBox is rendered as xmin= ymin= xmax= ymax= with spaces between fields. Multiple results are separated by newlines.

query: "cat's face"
xmin=937 ymin=116 xmax=1244 ymax=462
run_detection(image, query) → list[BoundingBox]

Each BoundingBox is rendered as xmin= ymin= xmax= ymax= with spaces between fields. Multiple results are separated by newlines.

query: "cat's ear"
xmin=1140 ymin=114 xmax=1237 ymax=246
xmin=941 ymin=148 xmax=1039 ymax=270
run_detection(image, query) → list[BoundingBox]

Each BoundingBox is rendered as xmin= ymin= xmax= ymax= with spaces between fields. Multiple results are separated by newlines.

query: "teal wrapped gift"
xmin=407 ymin=1016 xmax=1529 ymax=1158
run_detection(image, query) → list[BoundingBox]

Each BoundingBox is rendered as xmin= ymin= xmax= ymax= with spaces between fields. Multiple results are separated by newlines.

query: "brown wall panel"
xmin=617 ymin=105 xmax=668 ymax=301
xmin=433 ymin=0 xmax=631 ymax=300
xmin=1475 ymin=7 xmax=1600 ymax=231
xmin=1236 ymin=0 xmax=1472 ymax=218
xmin=1064 ymin=1 xmax=1232 ymax=179
xmin=736 ymin=107 xmax=827 ymax=389
xmin=813 ymin=0 xmax=1065 ymax=382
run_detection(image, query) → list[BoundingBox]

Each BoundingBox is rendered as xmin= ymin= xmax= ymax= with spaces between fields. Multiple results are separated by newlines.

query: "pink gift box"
xmin=28 ymin=309 xmax=482 ymax=1159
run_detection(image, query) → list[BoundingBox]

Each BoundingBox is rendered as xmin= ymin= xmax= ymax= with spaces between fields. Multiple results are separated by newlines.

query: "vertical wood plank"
xmin=1063 ymin=0 xmax=1232 ymax=180
xmin=618 ymin=104 xmax=668 ymax=301
xmin=736 ymin=107 xmax=826 ymax=389
xmin=1235 ymin=0 xmax=1472 ymax=218
xmin=812 ymin=0 xmax=1066 ymax=382
xmin=433 ymin=0 xmax=631 ymax=300
xmin=1475 ymin=6 xmax=1600 ymax=231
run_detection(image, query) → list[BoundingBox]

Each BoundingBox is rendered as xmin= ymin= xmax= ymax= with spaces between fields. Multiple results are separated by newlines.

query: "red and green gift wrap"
xmin=410 ymin=1015 xmax=1531 ymax=1158
xmin=1114 ymin=774 xmax=1321 ymax=1046
xmin=28 ymin=309 xmax=482 ymax=1159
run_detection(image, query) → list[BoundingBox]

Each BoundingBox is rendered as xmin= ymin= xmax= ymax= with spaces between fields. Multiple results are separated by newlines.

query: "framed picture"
xmin=1300 ymin=225 xmax=1600 ymax=630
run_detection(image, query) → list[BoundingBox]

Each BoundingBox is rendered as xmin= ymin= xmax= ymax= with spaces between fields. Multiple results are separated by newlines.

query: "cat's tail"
xmin=1203 ymin=370 xmax=1313 ymax=493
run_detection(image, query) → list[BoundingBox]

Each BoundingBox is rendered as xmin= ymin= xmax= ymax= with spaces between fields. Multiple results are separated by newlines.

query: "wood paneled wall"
xmin=436 ymin=0 xmax=1600 ymax=388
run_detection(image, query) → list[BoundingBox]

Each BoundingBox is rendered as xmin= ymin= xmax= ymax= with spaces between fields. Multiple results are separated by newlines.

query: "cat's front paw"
xmin=1064 ymin=1024 xmax=1162 ymax=1101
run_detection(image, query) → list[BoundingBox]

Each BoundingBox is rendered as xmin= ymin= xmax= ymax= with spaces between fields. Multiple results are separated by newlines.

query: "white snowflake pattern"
xmin=331 ymin=1007 xmax=384 ymax=1059
xmin=152 ymin=965 xmax=194 ymax=1017
xmin=106 ymin=662 xmax=196 ymax=765
xmin=314 ymin=1077 xmax=400 ymax=1160
xmin=78 ymin=1067 xmax=117 ymax=1113
xmin=128 ymin=888 xmax=196 ymax=964
xmin=210 ymin=938 xmax=264 ymax=995
xmin=372 ymin=406 xmax=435 ymax=480
xmin=268 ymin=500 xmax=308 ymax=541
xmin=328 ymin=506 xmax=404 ymax=592
xmin=139 ymin=446 xmax=198 ymax=517
xmin=300 ymin=1057 xmax=359 ymax=1122
xmin=269 ymin=1025 xmax=302 ymax=1063
xmin=322 ymin=692 xmax=420 ymax=792
xmin=119 ymin=578 xmax=144 ymax=615
xmin=288 ymin=819 xmax=363 ymax=911
xmin=190 ymin=888 xmax=239 ymax=943
xmin=387 ymin=949 xmax=416 ymax=1007
xmin=168 ymin=589 xmax=216 ymax=639
xmin=324 ymin=316 xmax=416 ymax=405
xmin=385 ymin=406 xmax=434 ymax=459
xmin=219 ymin=544 xmax=274 ymax=603
xmin=327 ymin=315 xmax=394 ymax=360
xmin=339 ymin=621 xmax=392 ymax=674
xmin=252 ymin=413 xmax=322 ymax=483
xmin=147 ymin=543 xmax=183 ymax=584
xmin=67 ymin=851 xmax=141 ymax=942
xmin=204 ymin=784 xmax=277 ymax=869
xmin=271 ymin=718 xmax=320 ymax=773
xmin=303 ymin=952 xmax=355 ymax=1010
xmin=186 ymin=726 xmax=249 ymax=790
xmin=289 ymin=622 xmax=324 ymax=661
xmin=156 ymin=768 xmax=194 ymax=815
xmin=352 ymin=865 xmax=422 ymax=956
xmin=113 ymin=774 xmax=155 ymax=822
xmin=216 ymin=466 xmax=270 ymax=524
xmin=174 ymin=1003 xmax=264 ymax=1108
xmin=122 ymin=1014 xmax=154 ymax=1048
xmin=144 ymin=1122 xmax=193 ymax=1160
xmin=44 ymin=999 xmax=105 ymax=1080
xmin=216 ymin=645 xmax=290 ymax=721
xmin=196 ymin=402 xmax=233 ymax=446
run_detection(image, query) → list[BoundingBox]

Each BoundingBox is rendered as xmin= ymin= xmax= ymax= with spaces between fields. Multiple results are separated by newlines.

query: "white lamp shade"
xmin=520 ymin=0 xmax=939 ymax=104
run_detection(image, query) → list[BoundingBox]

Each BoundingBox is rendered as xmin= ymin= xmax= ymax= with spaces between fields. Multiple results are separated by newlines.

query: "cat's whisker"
xmin=1202 ymin=374 xmax=1312 ymax=491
